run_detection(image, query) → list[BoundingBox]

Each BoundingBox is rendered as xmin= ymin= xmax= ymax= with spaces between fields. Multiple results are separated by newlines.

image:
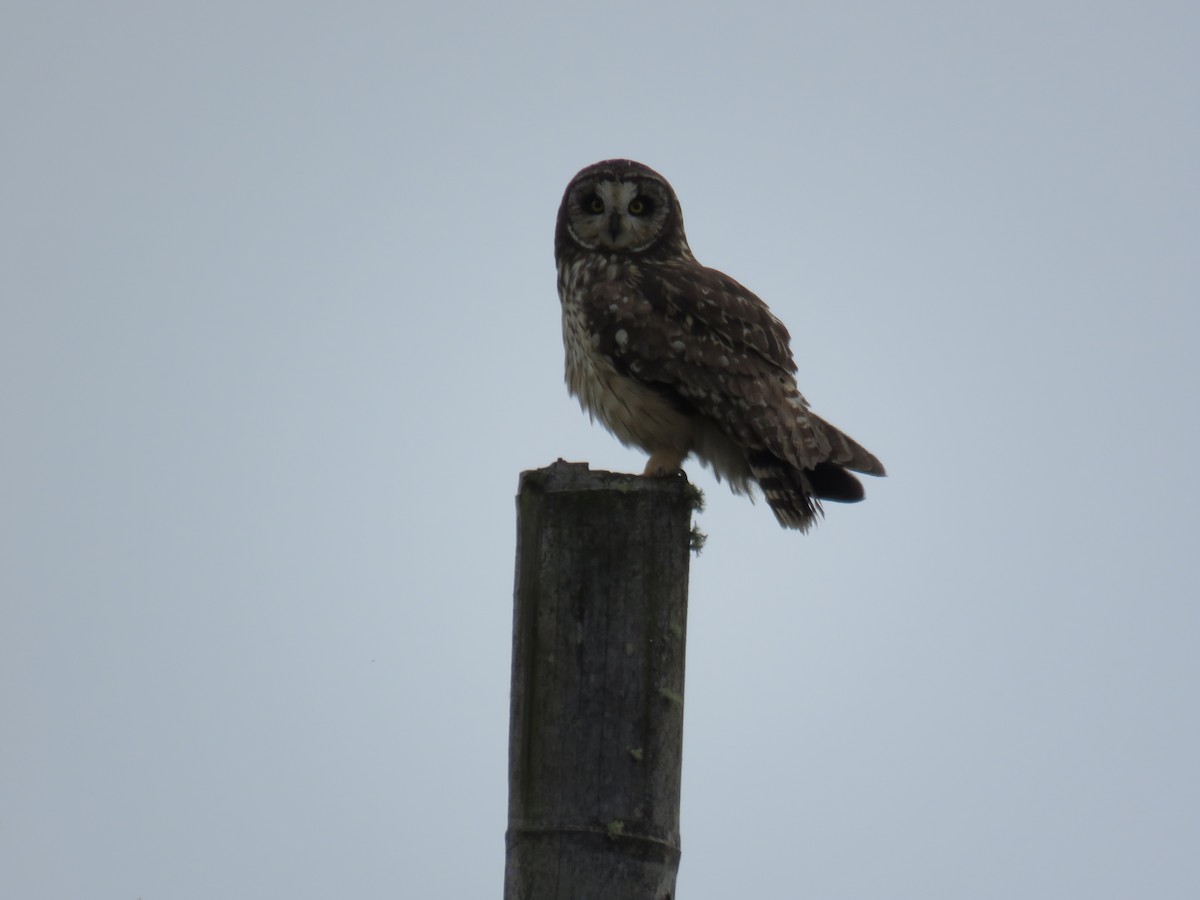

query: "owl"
xmin=555 ymin=159 xmax=885 ymax=531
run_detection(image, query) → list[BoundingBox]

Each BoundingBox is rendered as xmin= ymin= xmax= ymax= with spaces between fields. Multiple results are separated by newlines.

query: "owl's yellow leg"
xmin=643 ymin=449 xmax=687 ymax=477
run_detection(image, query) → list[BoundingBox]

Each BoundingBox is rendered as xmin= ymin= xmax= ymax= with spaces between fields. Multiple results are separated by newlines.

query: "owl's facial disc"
xmin=567 ymin=176 xmax=671 ymax=252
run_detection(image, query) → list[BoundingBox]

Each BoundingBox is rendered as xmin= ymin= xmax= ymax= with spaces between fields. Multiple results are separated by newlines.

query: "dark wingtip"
xmin=807 ymin=463 xmax=866 ymax=503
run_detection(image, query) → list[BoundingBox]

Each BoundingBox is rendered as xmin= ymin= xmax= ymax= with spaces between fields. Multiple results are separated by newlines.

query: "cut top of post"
xmin=519 ymin=459 xmax=702 ymax=504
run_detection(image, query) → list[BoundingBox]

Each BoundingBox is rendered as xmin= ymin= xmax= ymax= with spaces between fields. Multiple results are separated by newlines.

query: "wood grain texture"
xmin=505 ymin=461 xmax=697 ymax=900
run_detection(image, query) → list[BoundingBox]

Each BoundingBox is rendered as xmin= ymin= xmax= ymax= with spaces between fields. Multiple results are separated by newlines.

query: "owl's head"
xmin=555 ymin=159 xmax=690 ymax=258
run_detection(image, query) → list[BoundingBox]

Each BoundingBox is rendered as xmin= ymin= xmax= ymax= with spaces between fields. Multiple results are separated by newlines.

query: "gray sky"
xmin=3 ymin=1 xmax=1198 ymax=897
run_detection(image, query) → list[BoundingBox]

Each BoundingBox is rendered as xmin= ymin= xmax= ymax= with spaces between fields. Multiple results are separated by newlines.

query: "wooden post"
xmin=505 ymin=461 xmax=697 ymax=900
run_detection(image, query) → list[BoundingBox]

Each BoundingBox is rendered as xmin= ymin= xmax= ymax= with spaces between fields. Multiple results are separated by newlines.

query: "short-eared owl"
xmin=555 ymin=159 xmax=885 ymax=531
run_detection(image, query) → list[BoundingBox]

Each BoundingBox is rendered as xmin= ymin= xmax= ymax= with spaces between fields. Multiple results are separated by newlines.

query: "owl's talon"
xmin=643 ymin=451 xmax=687 ymax=477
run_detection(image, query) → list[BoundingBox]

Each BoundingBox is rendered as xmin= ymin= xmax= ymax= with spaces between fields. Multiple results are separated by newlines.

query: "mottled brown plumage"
xmin=555 ymin=159 xmax=884 ymax=531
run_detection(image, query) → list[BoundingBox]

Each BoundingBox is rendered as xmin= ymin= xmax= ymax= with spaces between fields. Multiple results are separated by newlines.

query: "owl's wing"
xmin=582 ymin=263 xmax=884 ymax=476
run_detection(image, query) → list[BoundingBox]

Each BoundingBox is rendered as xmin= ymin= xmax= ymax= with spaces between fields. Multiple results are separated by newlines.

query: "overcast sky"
xmin=3 ymin=2 xmax=1198 ymax=898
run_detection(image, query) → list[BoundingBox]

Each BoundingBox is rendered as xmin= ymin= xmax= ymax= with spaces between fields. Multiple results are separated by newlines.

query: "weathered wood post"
xmin=505 ymin=461 xmax=697 ymax=900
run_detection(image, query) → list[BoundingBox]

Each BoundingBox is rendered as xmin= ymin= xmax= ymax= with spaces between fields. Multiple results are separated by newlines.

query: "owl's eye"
xmin=628 ymin=197 xmax=653 ymax=216
xmin=585 ymin=195 xmax=605 ymax=214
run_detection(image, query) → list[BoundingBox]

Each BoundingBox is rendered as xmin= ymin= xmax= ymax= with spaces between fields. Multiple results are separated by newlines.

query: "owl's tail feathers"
xmin=748 ymin=452 xmax=825 ymax=531
xmin=749 ymin=457 xmax=866 ymax=531
xmin=748 ymin=415 xmax=883 ymax=528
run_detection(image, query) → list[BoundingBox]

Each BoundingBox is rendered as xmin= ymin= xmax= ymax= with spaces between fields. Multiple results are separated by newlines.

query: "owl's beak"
xmin=608 ymin=213 xmax=622 ymax=241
